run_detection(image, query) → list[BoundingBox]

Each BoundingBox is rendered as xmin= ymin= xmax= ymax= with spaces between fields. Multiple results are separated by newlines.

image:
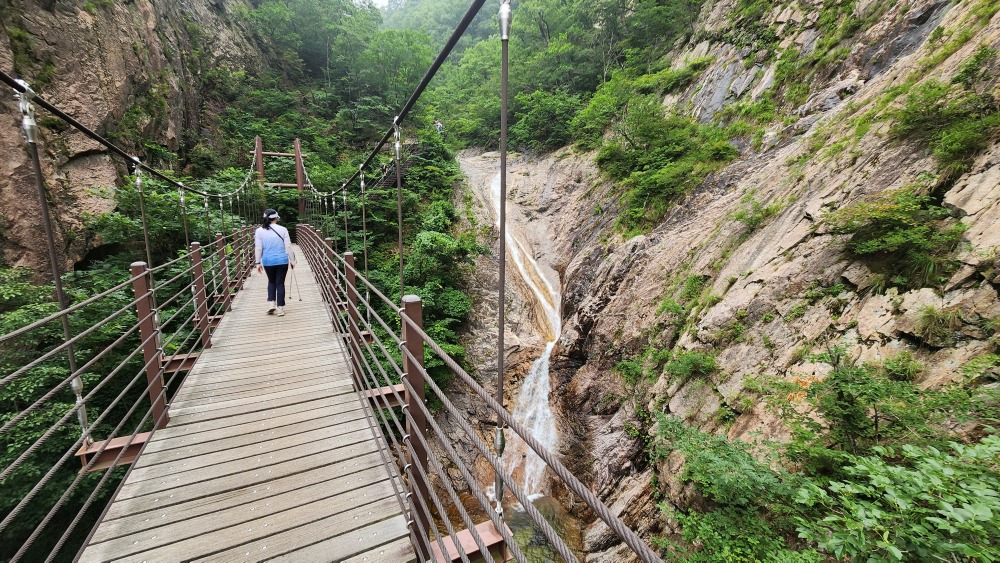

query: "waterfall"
xmin=490 ymin=173 xmax=561 ymax=497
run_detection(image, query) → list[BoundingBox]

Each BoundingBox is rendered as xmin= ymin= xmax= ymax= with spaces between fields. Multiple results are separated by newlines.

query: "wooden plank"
xmin=84 ymin=463 xmax=391 ymax=558
xmin=151 ymin=393 xmax=359 ymax=442
xmin=177 ymin=355 xmax=348 ymax=389
xmin=272 ymin=514 xmax=413 ymax=562
xmin=181 ymin=360 xmax=350 ymax=387
xmin=131 ymin=406 xmax=367 ymax=470
xmin=172 ymin=368 xmax=347 ymax=399
xmin=143 ymin=401 xmax=361 ymax=455
xmin=197 ymin=332 xmax=338 ymax=354
xmin=341 ymin=535 xmax=418 ymax=563
xmin=89 ymin=452 xmax=386 ymax=543
xmin=102 ymin=442 xmax=376 ymax=520
xmin=120 ymin=423 xmax=375 ymax=487
xmin=113 ymin=486 xmax=401 ymax=562
xmin=189 ymin=345 xmax=343 ymax=372
xmin=168 ymin=380 xmax=354 ymax=418
xmin=169 ymin=372 xmax=343 ymax=408
xmin=195 ymin=495 xmax=403 ymax=562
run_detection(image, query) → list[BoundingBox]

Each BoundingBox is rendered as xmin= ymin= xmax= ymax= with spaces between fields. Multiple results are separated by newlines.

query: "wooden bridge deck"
xmin=80 ymin=246 xmax=415 ymax=562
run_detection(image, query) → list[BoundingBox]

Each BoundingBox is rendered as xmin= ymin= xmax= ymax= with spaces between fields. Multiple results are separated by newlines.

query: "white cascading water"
xmin=490 ymin=173 xmax=561 ymax=497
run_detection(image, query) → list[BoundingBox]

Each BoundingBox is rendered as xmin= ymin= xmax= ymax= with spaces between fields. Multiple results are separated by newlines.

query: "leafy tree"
xmin=796 ymin=438 xmax=1000 ymax=561
xmin=509 ymin=89 xmax=582 ymax=151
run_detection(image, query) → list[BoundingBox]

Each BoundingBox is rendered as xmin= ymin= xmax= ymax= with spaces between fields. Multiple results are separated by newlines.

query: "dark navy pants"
xmin=264 ymin=264 xmax=289 ymax=306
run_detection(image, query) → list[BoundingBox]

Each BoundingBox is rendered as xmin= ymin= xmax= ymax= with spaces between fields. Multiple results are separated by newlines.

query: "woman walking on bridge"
xmin=254 ymin=208 xmax=295 ymax=316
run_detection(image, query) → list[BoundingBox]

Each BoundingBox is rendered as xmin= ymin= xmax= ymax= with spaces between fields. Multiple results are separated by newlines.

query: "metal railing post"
xmin=231 ymin=228 xmax=245 ymax=291
xmin=325 ymin=237 xmax=337 ymax=314
xmin=344 ymin=252 xmax=364 ymax=389
xmin=216 ymin=233 xmax=232 ymax=311
xmin=244 ymin=226 xmax=254 ymax=281
xmin=130 ymin=261 xmax=169 ymax=429
xmin=401 ymin=294 xmax=430 ymax=546
xmin=191 ymin=243 xmax=212 ymax=349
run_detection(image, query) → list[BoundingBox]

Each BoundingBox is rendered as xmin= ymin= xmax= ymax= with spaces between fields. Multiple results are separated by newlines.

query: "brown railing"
xmin=297 ymin=224 xmax=661 ymax=563
xmin=0 ymin=228 xmax=255 ymax=561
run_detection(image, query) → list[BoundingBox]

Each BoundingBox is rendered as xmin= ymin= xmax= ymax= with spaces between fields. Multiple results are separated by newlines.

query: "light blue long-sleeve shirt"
xmin=254 ymin=224 xmax=295 ymax=266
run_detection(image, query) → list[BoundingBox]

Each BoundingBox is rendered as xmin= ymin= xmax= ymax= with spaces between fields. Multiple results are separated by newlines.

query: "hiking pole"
xmin=291 ymin=265 xmax=302 ymax=301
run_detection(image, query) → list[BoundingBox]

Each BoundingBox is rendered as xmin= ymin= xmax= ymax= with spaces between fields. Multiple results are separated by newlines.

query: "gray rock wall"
xmin=0 ymin=0 xmax=264 ymax=275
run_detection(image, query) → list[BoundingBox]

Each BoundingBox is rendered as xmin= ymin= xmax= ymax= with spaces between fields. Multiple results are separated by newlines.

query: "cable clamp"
xmin=499 ymin=1 xmax=512 ymax=40
xmin=15 ymin=80 xmax=37 ymax=143
xmin=14 ymin=79 xmax=35 ymax=100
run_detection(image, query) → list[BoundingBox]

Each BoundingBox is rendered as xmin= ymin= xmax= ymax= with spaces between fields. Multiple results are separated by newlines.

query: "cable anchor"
xmin=494 ymin=425 xmax=506 ymax=517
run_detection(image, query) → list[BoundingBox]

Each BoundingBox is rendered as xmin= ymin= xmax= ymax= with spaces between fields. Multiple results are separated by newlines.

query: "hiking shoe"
xmin=276 ymin=307 xmax=285 ymax=317
xmin=266 ymin=301 xmax=276 ymax=314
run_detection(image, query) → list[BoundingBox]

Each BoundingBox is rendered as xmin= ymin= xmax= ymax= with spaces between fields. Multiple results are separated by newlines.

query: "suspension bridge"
xmin=0 ymin=1 xmax=663 ymax=561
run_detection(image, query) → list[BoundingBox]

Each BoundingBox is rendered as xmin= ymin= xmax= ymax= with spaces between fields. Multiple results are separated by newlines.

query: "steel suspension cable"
xmin=2 ymin=71 xmax=216 ymax=200
xmin=394 ymin=125 xmax=405 ymax=301
xmin=16 ymin=83 xmax=81 ymax=434
xmin=134 ymin=167 xmax=155 ymax=268
xmin=359 ymin=169 xmax=372 ymax=322
xmin=494 ymin=0 xmax=512 ymax=519
xmin=342 ymin=184 xmax=349 ymax=251
xmin=179 ymin=186 xmax=191 ymax=248
xmin=335 ymin=0 xmax=489 ymax=190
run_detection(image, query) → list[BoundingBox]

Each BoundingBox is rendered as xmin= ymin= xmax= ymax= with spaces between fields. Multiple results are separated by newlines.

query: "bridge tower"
xmin=253 ymin=135 xmax=306 ymax=217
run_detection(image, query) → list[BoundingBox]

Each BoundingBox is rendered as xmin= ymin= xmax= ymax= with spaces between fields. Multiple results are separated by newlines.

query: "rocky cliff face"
xmin=459 ymin=0 xmax=1000 ymax=559
xmin=0 ymin=0 xmax=265 ymax=275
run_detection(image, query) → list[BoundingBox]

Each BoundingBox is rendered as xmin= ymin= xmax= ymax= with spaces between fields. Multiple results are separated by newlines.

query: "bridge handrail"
xmin=297 ymin=224 xmax=662 ymax=563
xmin=296 ymin=226 xmax=525 ymax=561
xmin=0 ymin=226 xmax=258 ymax=560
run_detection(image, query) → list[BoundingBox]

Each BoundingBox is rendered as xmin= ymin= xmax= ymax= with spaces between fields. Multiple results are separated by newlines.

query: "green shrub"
xmin=665 ymin=350 xmax=716 ymax=382
xmin=891 ymin=75 xmax=1000 ymax=175
xmin=635 ymin=57 xmax=714 ymax=96
xmin=613 ymin=358 xmax=645 ymax=385
xmin=824 ymin=184 xmax=965 ymax=289
xmin=795 ymin=437 xmax=1000 ymax=561
xmin=593 ymin=97 xmax=737 ymax=235
xmin=882 ymin=351 xmax=924 ymax=381
xmin=916 ymin=305 xmax=963 ymax=347
xmin=653 ymin=415 xmax=816 ymax=561
xmin=571 ymin=71 xmax=636 ymax=150
xmin=961 ymin=354 xmax=1000 ymax=383
xmin=732 ymin=192 xmax=781 ymax=231
xmin=678 ymin=275 xmax=707 ymax=303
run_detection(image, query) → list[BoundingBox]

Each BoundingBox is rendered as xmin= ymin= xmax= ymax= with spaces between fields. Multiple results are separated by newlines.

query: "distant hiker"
xmin=434 ymin=119 xmax=444 ymax=134
xmin=254 ymin=208 xmax=295 ymax=317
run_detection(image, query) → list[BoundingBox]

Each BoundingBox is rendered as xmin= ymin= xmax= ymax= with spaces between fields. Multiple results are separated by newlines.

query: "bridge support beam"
xmin=295 ymin=138 xmax=305 ymax=217
xmin=401 ymin=295 xmax=431 ymax=556
xmin=130 ymin=261 xmax=169 ymax=430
